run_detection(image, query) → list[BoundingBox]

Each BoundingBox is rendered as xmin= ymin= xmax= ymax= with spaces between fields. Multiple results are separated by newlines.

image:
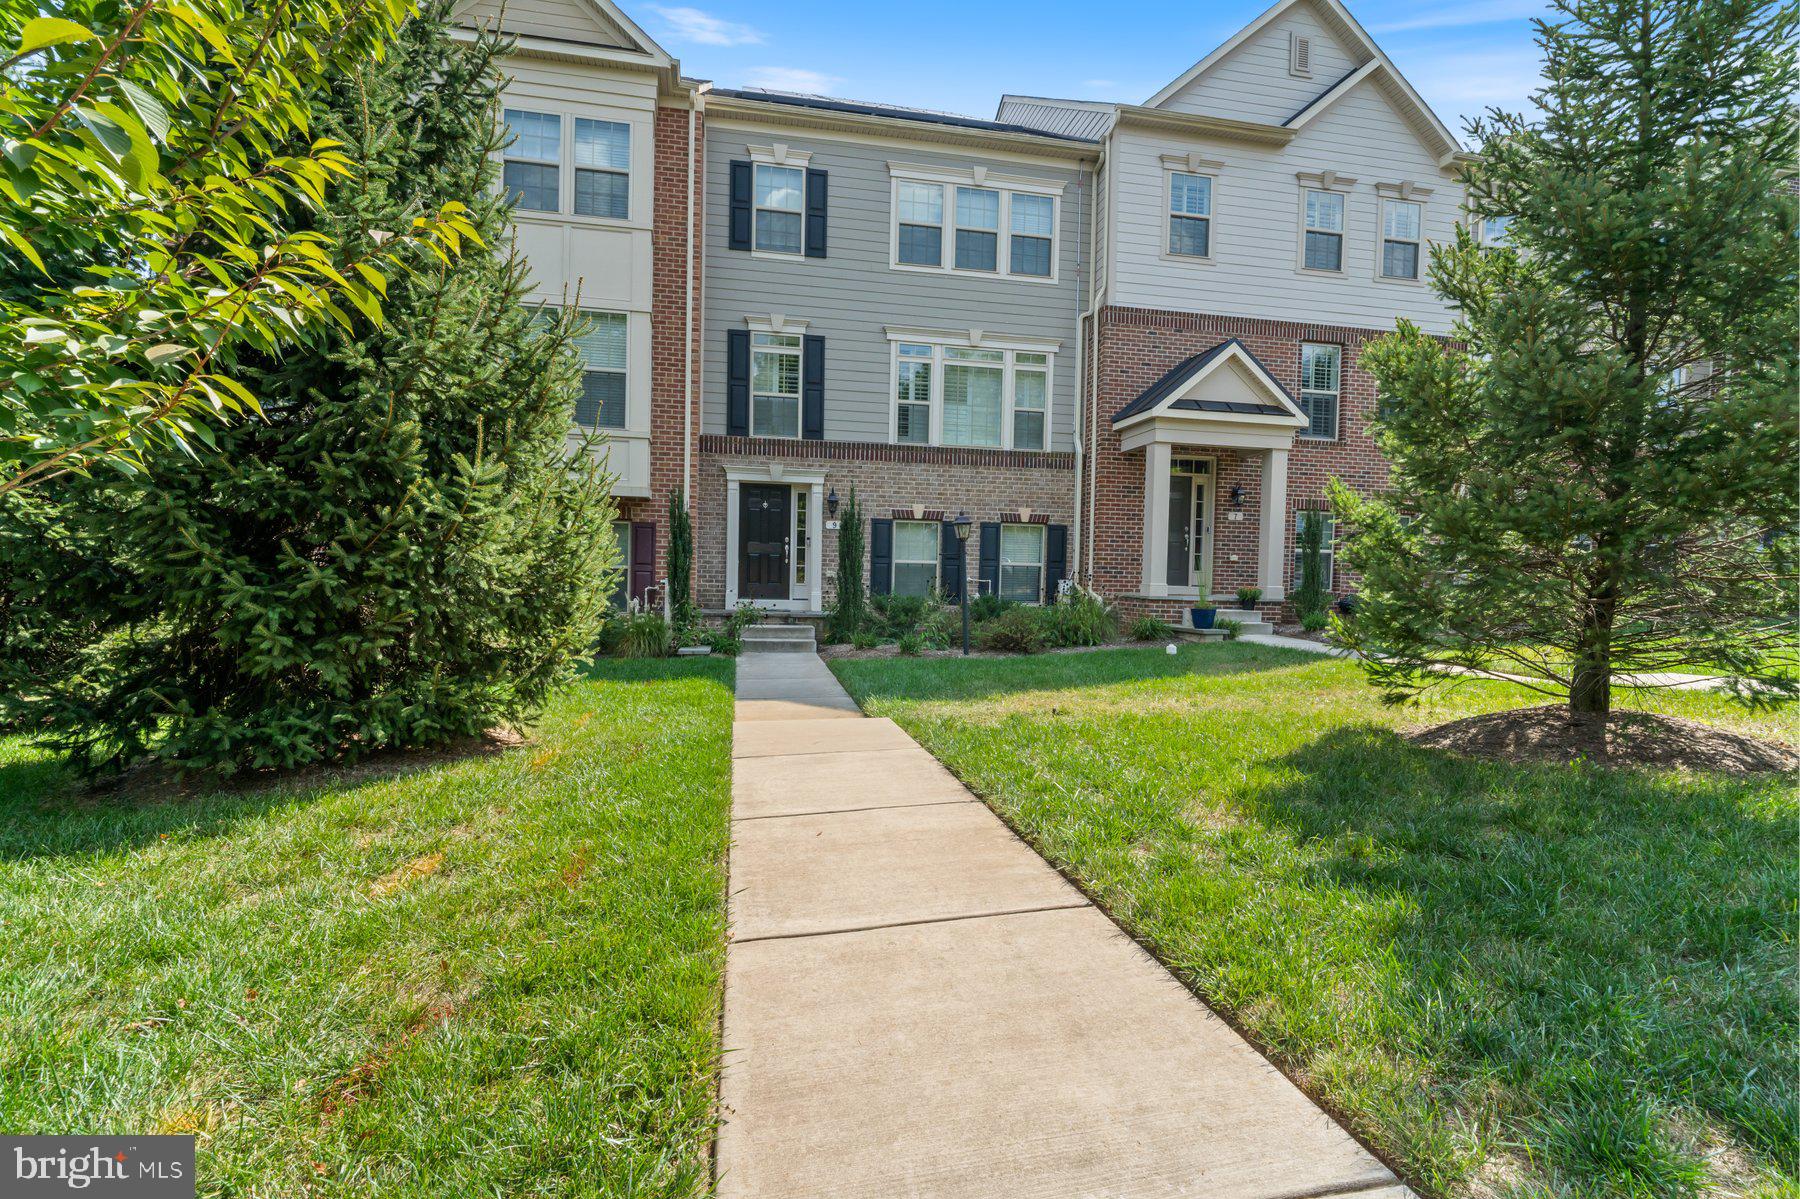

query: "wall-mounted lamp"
xmin=1230 ymin=485 xmax=1244 ymax=507
xmin=826 ymin=488 xmax=840 ymax=517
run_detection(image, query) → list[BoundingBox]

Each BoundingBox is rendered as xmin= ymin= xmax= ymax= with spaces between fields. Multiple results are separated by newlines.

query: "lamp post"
xmin=952 ymin=512 xmax=974 ymax=656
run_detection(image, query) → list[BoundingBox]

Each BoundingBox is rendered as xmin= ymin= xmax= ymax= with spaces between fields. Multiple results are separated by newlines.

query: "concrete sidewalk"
xmin=717 ymin=651 xmax=1414 ymax=1199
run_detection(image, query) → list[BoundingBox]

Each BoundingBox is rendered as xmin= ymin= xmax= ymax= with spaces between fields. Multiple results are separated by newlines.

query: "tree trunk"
xmin=1570 ymin=595 xmax=1616 ymax=720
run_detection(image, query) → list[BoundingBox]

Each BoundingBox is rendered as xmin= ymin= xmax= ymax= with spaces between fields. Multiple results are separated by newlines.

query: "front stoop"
xmin=740 ymin=624 xmax=818 ymax=654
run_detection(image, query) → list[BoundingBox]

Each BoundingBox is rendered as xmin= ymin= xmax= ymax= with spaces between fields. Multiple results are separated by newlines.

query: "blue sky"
xmin=638 ymin=0 xmax=1553 ymax=144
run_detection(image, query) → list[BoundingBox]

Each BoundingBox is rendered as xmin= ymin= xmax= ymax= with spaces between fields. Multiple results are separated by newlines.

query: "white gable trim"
xmin=1144 ymin=0 xmax=1460 ymax=160
xmin=1115 ymin=342 xmax=1308 ymax=432
xmin=1284 ymin=58 xmax=1380 ymax=129
xmin=575 ymin=0 xmax=673 ymax=66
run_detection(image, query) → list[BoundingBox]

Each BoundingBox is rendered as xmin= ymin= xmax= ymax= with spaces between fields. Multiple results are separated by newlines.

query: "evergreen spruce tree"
xmin=1 ymin=6 xmax=618 ymax=773
xmin=1335 ymin=0 xmax=1796 ymax=719
xmin=828 ymin=490 xmax=866 ymax=641
xmin=667 ymin=487 xmax=697 ymax=631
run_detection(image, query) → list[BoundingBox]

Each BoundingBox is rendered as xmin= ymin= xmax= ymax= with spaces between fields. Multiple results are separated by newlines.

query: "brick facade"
xmin=1087 ymin=305 xmax=1393 ymax=620
xmin=696 ymin=437 xmax=1075 ymax=610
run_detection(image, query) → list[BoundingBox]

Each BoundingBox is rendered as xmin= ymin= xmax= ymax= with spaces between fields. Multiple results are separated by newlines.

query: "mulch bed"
xmin=1411 ymin=704 xmax=1798 ymax=775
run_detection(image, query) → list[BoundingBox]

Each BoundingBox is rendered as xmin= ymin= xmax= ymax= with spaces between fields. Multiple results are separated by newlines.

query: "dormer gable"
xmin=453 ymin=0 xmax=674 ymax=68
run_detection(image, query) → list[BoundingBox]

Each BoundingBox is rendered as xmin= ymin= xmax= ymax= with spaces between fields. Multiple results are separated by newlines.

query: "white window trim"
xmin=1374 ymin=181 xmax=1433 ymax=286
xmin=998 ymin=522 xmax=1047 ymax=605
xmin=500 ymin=104 xmax=636 ymax=228
xmin=750 ymin=160 xmax=807 ymax=259
xmin=1161 ymin=153 xmax=1223 ymax=266
xmin=892 ymin=519 xmax=942 ymax=597
xmin=886 ymin=163 xmax=1063 ymax=284
xmin=1294 ymin=170 xmax=1356 ymax=277
xmin=883 ymin=327 xmax=1057 ymax=452
xmin=1297 ymin=342 xmax=1342 ymax=442
xmin=750 ymin=330 xmax=803 ymax=440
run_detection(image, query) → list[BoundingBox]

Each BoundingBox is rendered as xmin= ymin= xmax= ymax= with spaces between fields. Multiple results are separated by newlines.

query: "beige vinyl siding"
xmin=703 ymin=126 xmax=1085 ymax=449
xmin=1158 ymin=4 xmax=1360 ymax=125
xmin=455 ymin=0 xmax=634 ymax=48
xmin=1108 ymin=75 xmax=1464 ymax=334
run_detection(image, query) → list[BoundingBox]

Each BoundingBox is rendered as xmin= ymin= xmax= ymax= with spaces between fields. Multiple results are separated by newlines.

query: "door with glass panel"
xmin=1164 ymin=457 xmax=1214 ymax=594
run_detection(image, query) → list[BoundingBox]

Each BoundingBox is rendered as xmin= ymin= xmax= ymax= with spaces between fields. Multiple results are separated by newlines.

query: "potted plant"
xmin=1189 ymin=605 xmax=1217 ymax=630
xmin=1235 ymin=587 xmax=1262 ymax=610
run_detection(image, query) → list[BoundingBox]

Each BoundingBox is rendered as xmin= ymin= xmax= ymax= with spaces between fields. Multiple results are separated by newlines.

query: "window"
xmin=895 ymin=343 xmax=932 ymax=444
xmin=503 ymin=109 xmax=560 ymax=212
xmin=893 ymin=520 xmax=940 ymax=597
xmin=954 ymin=187 xmax=1000 ymax=271
xmin=574 ymin=118 xmax=629 ymax=219
xmin=1013 ymin=353 xmax=1047 ymax=450
xmin=750 ymin=332 xmax=801 ymax=437
xmin=890 ymin=174 xmax=1058 ymax=279
xmin=754 ymin=163 xmax=805 ymax=254
xmin=896 ymin=181 xmax=944 ymax=266
xmin=1010 ymin=194 xmax=1054 ymax=276
xmin=610 ymin=520 xmax=631 ymax=608
xmin=1293 ymin=513 xmax=1335 ymax=591
xmin=1302 ymin=190 xmax=1344 ymax=272
xmin=571 ymin=311 xmax=628 ymax=429
xmin=942 ymin=347 xmax=1005 ymax=447
xmin=1168 ymin=172 xmax=1212 ymax=258
xmin=890 ymin=340 xmax=1053 ymax=449
xmin=793 ymin=501 xmax=809 ymax=588
xmin=1299 ymin=343 xmax=1340 ymax=440
xmin=1000 ymin=524 xmax=1045 ymax=604
xmin=1478 ymin=214 xmax=1512 ymax=247
xmin=1381 ymin=199 xmax=1422 ymax=279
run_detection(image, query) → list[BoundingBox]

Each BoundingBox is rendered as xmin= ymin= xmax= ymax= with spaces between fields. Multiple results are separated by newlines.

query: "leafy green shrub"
xmin=977 ymin=606 xmax=1047 ymax=654
xmin=616 ymin=609 xmax=671 ymax=658
xmin=851 ymin=630 xmax=880 ymax=650
xmin=1129 ymin=615 xmax=1165 ymax=641
xmin=1301 ymin=610 xmax=1330 ymax=633
xmin=1216 ymin=618 xmax=1243 ymax=641
xmin=1236 ymin=587 xmax=1263 ymax=609
xmin=920 ymin=604 xmax=961 ymax=650
xmin=971 ymin=592 xmax=1017 ymax=622
xmin=897 ymin=632 xmax=925 ymax=656
xmin=870 ymin=592 xmax=929 ymax=637
xmin=1044 ymin=588 xmax=1116 ymax=648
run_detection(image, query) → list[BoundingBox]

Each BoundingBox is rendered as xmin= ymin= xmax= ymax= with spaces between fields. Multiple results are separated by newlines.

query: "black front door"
xmin=740 ymin=484 xmax=791 ymax=600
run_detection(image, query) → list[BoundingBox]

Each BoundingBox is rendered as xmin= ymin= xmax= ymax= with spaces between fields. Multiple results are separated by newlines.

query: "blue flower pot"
xmin=1190 ymin=607 xmax=1217 ymax=630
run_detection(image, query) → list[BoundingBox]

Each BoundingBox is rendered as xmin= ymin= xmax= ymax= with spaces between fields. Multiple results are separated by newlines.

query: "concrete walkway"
xmin=718 ymin=650 xmax=1414 ymax=1199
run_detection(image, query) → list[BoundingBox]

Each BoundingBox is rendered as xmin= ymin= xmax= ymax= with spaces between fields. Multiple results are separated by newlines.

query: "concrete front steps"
xmin=1165 ymin=608 xmax=1275 ymax=637
xmin=741 ymin=623 xmax=818 ymax=654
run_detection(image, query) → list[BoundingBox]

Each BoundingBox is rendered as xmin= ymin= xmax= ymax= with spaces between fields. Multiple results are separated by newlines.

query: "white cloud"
xmin=742 ymin=66 xmax=846 ymax=94
xmin=648 ymin=5 xmax=762 ymax=47
xmin=1371 ymin=0 xmax=1550 ymax=33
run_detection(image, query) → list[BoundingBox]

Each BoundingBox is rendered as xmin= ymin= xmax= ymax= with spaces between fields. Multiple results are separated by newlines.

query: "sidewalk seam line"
xmin=731 ymin=900 xmax=1089 ymax=945
xmin=733 ymin=798 xmax=974 ymax=822
xmin=1251 ymin=1176 xmax=1401 ymax=1199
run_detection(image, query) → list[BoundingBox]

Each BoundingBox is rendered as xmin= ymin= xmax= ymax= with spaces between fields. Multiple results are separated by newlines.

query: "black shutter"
xmin=728 ymin=160 xmax=753 ymax=251
xmin=804 ymin=168 xmax=828 ymax=258
xmin=726 ymin=328 xmax=750 ymax=437
xmin=1045 ymin=524 xmax=1068 ymax=602
xmin=978 ymin=522 xmax=1000 ymax=598
xmin=629 ymin=522 xmax=656 ymax=602
xmin=869 ymin=519 xmax=893 ymax=595
xmin=801 ymin=335 xmax=825 ymax=440
xmin=938 ymin=523 xmax=965 ymax=603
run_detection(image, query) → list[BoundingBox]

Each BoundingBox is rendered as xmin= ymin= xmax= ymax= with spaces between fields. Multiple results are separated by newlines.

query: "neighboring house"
xmin=456 ymin=0 xmax=1472 ymax=622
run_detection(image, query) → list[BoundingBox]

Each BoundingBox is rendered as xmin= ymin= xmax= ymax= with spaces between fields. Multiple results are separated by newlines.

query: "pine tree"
xmin=828 ymin=490 xmax=866 ymax=641
xmin=1336 ymin=0 xmax=1797 ymax=719
xmin=0 ymin=6 xmax=618 ymax=773
xmin=667 ymin=487 xmax=697 ymax=631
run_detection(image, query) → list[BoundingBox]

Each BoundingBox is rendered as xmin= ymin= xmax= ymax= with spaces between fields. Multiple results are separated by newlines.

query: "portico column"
xmin=724 ymin=476 xmax=741 ymax=607
xmin=808 ymin=482 xmax=824 ymax=612
xmin=1141 ymin=441 xmax=1173 ymax=596
xmin=1258 ymin=446 xmax=1289 ymax=599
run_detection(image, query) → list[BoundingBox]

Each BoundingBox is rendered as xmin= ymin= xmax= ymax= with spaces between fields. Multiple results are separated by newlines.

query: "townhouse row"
xmin=453 ymin=0 xmax=1479 ymax=622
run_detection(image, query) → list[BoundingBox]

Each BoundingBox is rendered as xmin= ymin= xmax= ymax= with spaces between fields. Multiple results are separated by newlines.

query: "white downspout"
xmin=684 ymin=84 xmax=710 ymax=507
xmin=1083 ymin=140 xmax=1107 ymax=586
xmin=1069 ymin=165 xmax=1087 ymax=584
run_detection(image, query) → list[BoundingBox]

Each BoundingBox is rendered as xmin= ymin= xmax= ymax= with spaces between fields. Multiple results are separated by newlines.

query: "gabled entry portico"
xmin=1111 ymin=340 xmax=1307 ymax=602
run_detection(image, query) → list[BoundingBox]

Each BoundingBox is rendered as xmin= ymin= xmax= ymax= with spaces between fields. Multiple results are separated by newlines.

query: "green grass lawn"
xmin=832 ymin=644 xmax=1797 ymax=1199
xmin=0 ymin=658 xmax=734 ymax=1198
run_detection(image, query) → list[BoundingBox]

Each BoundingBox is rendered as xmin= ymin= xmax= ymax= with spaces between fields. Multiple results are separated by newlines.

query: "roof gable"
xmin=1145 ymin=0 xmax=1460 ymax=161
xmin=454 ymin=0 xmax=672 ymax=65
xmin=1113 ymin=340 xmax=1306 ymax=429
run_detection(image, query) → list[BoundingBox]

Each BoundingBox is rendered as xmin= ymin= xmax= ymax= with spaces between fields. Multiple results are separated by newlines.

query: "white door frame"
xmin=1172 ymin=455 xmax=1215 ymax=597
xmin=722 ymin=463 xmax=826 ymax=613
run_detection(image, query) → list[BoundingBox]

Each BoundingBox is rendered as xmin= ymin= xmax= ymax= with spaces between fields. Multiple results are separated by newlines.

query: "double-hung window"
xmin=1298 ymin=343 xmax=1340 ymax=440
xmin=893 ymin=521 xmax=940 ymax=597
xmin=891 ymin=172 xmax=1058 ymax=279
xmin=942 ymin=347 xmax=1005 ymax=447
xmin=754 ymin=163 xmax=805 ymax=254
xmin=572 ymin=312 xmax=628 ymax=429
xmin=1302 ymin=190 xmax=1344 ymax=272
xmin=892 ymin=340 xmax=1053 ymax=449
xmin=503 ymin=109 xmax=561 ymax=212
xmin=574 ymin=118 xmax=629 ymax=219
xmin=895 ymin=343 xmax=932 ymax=444
xmin=750 ymin=333 xmax=801 ymax=437
xmin=999 ymin=524 xmax=1046 ymax=603
xmin=1381 ymin=199 xmax=1423 ymax=279
xmin=1293 ymin=513 xmax=1336 ymax=591
xmin=954 ymin=187 xmax=1000 ymax=271
xmin=1168 ymin=172 xmax=1212 ymax=258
